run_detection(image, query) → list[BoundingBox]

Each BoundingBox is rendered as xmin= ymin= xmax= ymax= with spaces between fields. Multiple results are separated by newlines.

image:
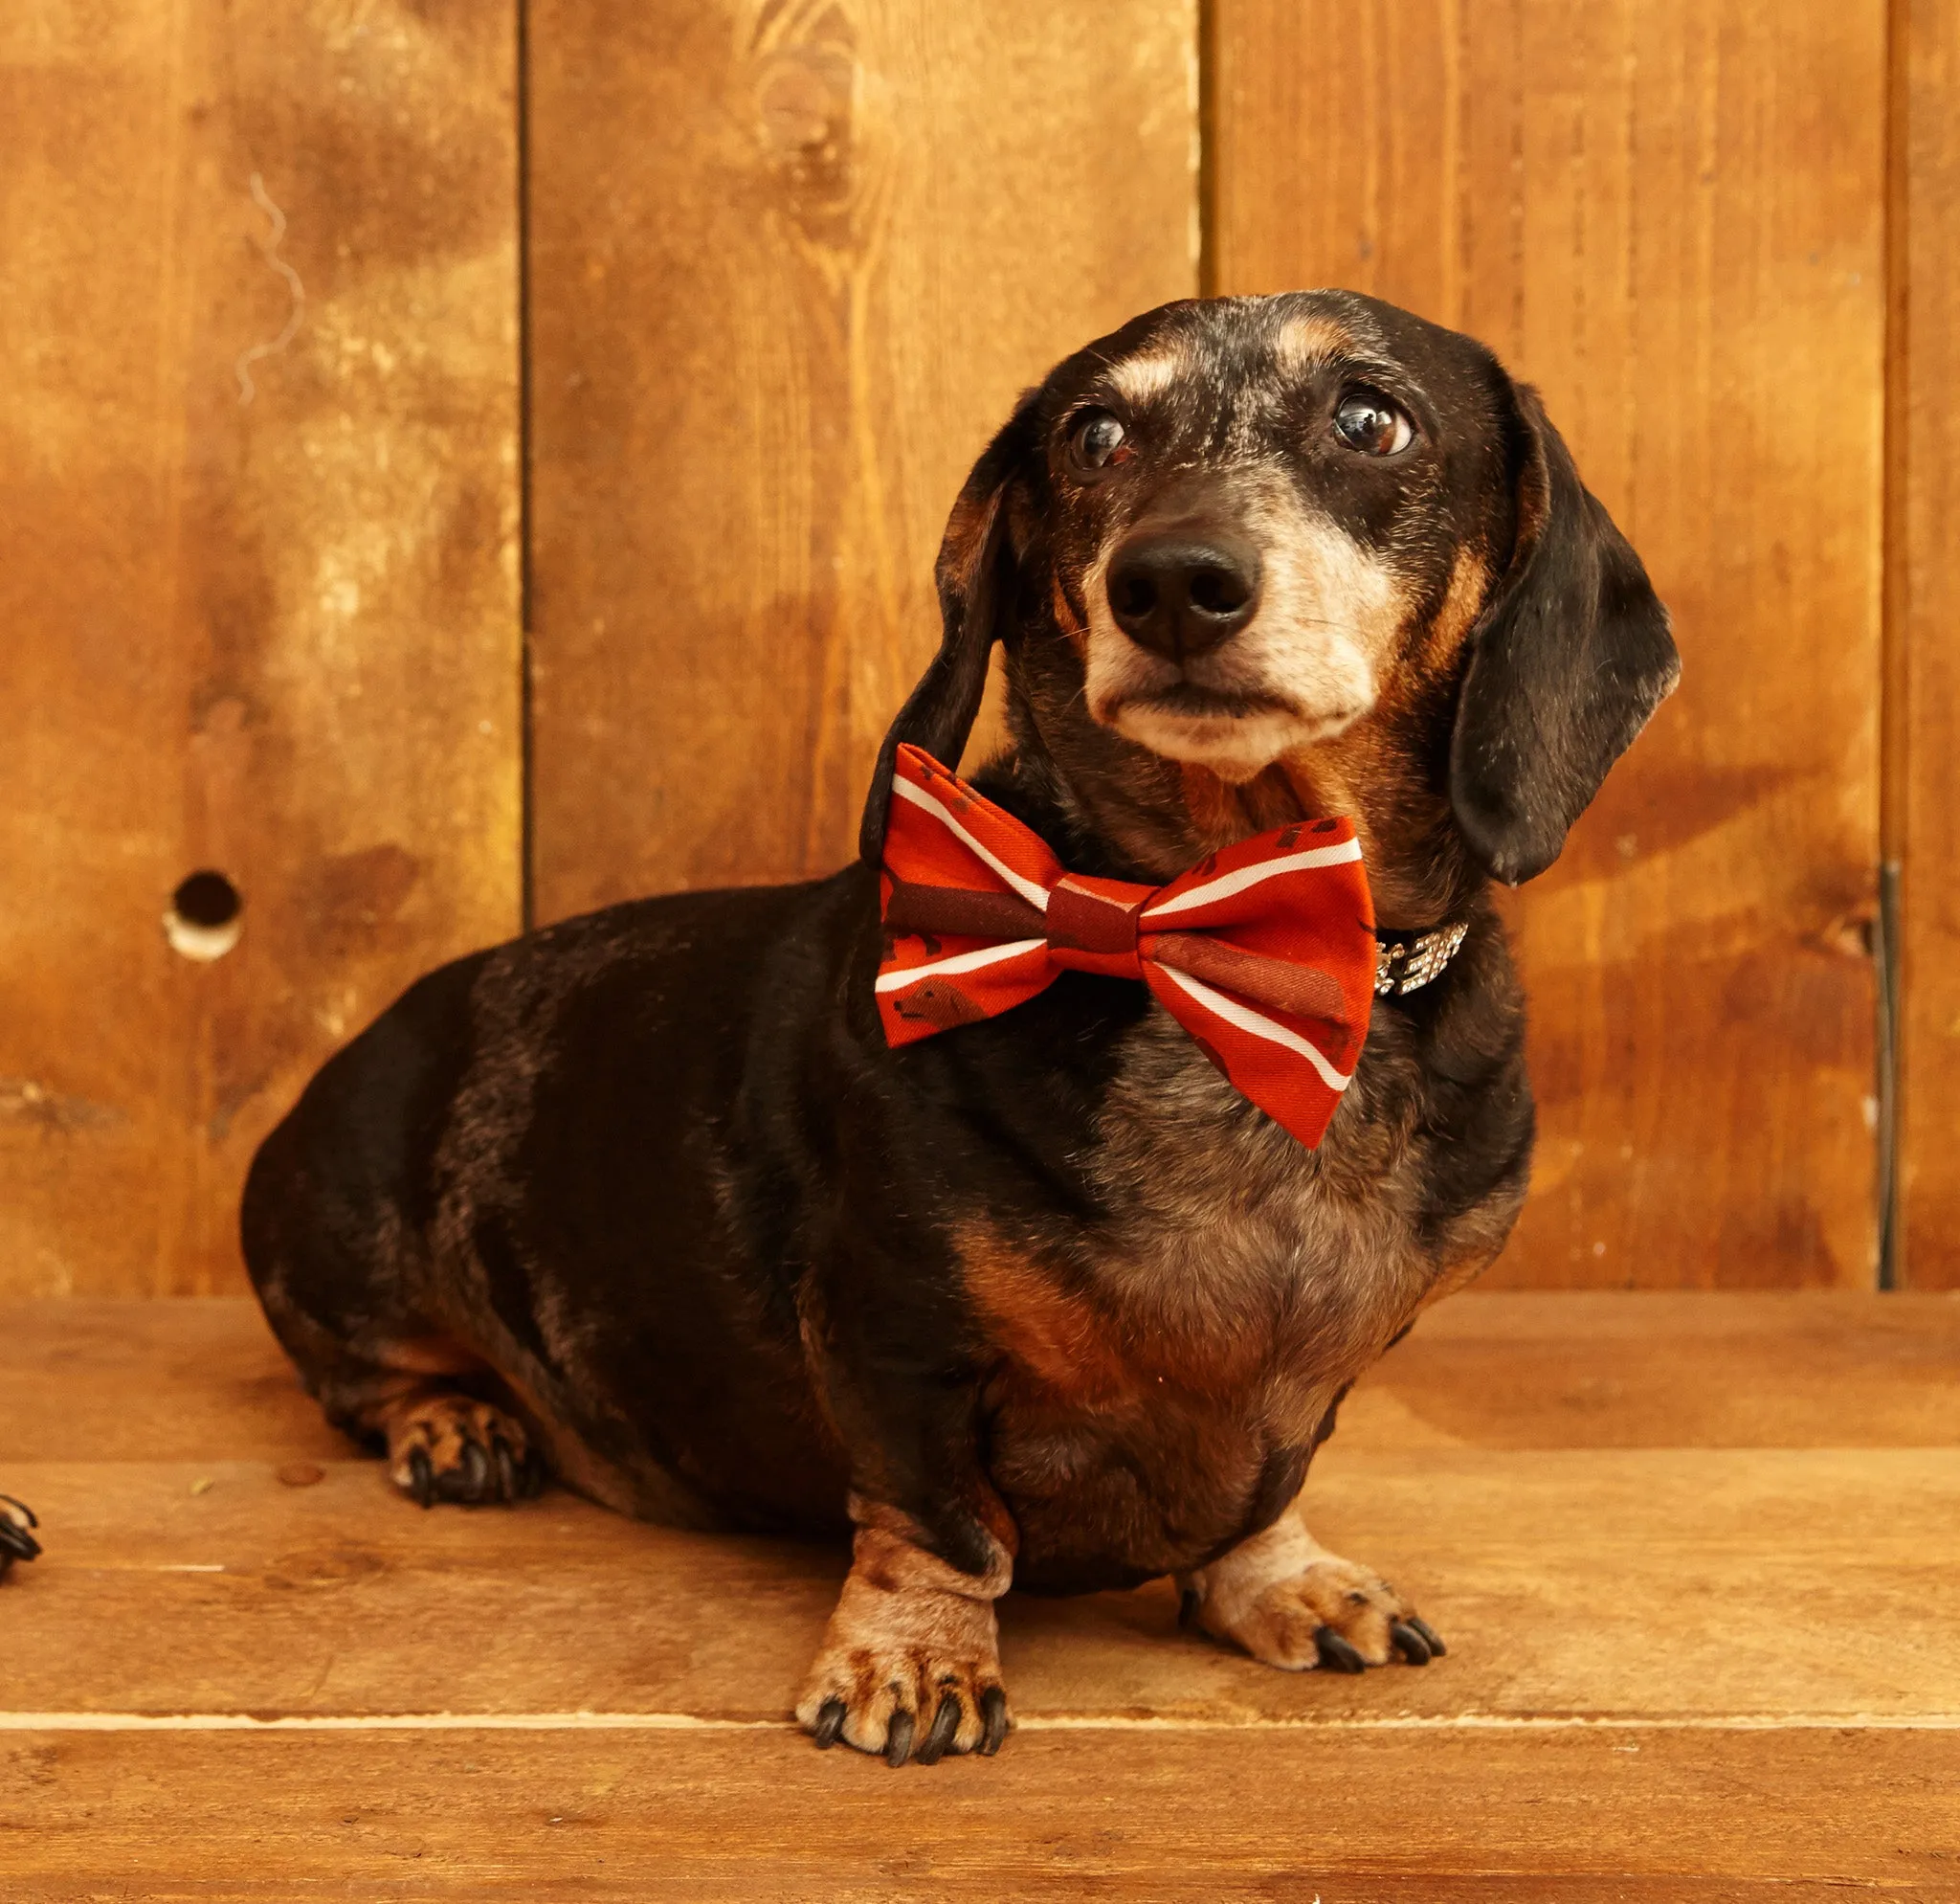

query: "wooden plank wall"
xmin=524 ymin=0 xmax=1198 ymax=909
xmin=1210 ymin=0 xmax=1888 ymax=1288
xmin=0 ymin=5 xmax=522 ymax=1298
xmin=1895 ymin=0 xmax=1960 ymax=1289
xmin=7 ymin=0 xmax=1952 ymax=1297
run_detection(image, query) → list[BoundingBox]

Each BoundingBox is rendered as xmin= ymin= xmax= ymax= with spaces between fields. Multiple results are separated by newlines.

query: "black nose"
xmin=1105 ymin=531 xmax=1262 ymax=661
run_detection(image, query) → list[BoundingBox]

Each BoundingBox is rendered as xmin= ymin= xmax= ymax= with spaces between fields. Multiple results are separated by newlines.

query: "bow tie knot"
xmin=873 ymin=746 xmax=1387 ymax=1150
xmin=1046 ymin=875 xmax=1148 ymax=977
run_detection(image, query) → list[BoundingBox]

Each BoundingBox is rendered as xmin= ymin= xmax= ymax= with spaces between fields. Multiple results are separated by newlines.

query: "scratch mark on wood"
xmin=0 ymin=1079 xmax=123 ymax=1134
xmin=235 ymin=173 xmax=305 ymax=404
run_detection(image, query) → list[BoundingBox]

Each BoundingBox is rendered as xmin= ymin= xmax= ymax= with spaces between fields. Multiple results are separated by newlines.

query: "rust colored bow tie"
xmin=874 ymin=745 xmax=1380 ymax=1149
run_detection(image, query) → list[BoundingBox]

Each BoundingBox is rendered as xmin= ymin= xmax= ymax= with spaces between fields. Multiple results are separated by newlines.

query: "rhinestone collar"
xmin=1373 ymin=920 xmax=1469 ymax=997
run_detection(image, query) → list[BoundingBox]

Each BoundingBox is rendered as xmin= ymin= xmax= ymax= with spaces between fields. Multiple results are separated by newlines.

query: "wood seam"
xmin=7 ymin=1712 xmax=1957 ymax=1733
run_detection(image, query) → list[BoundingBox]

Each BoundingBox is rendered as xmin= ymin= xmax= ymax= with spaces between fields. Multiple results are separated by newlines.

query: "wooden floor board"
xmin=2 ymin=1295 xmax=1955 ymax=1893
xmin=5 ymin=1729 xmax=1954 ymax=1900
xmin=4 ymin=1446 xmax=1955 ymax=1723
xmin=0 ymin=1300 xmax=341 ymax=1462
xmin=1370 ymin=1290 xmax=1960 ymax=1448
xmin=8 ymin=1291 xmax=1958 ymax=1463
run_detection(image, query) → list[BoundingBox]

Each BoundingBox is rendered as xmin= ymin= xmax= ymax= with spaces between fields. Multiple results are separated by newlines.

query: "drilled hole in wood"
xmin=165 ymin=871 xmax=242 ymax=961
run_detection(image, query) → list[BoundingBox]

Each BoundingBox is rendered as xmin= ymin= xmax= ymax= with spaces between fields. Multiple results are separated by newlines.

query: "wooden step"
xmin=2 ymin=1294 xmax=1956 ymax=1898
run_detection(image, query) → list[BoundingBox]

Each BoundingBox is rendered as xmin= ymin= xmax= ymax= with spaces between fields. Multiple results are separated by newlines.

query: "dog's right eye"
xmin=1332 ymin=390 xmax=1415 ymax=457
xmin=1069 ymin=410 xmax=1129 ymax=472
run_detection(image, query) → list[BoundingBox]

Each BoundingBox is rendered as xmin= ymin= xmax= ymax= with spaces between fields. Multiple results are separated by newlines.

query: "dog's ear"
xmin=1449 ymin=382 xmax=1680 ymax=885
xmin=858 ymin=397 xmax=1039 ymax=865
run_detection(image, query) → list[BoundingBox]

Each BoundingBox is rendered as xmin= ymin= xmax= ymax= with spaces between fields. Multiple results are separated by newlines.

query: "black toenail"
xmin=917 ymin=1693 xmax=962 ymax=1765
xmin=1406 ymin=1616 xmax=1446 ymax=1657
xmin=1391 ymin=1620 xmax=1433 ymax=1665
xmin=459 ymin=1442 xmax=490 ymax=1497
xmin=1315 ymin=1625 xmax=1368 ymax=1673
xmin=979 ymin=1685 xmax=1010 ymax=1756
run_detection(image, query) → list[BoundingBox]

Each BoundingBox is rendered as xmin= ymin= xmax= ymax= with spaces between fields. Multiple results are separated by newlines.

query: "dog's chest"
xmin=1086 ymin=1012 xmax=1436 ymax=1385
xmin=969 ymin=1015 xmax=1440 ymax=1576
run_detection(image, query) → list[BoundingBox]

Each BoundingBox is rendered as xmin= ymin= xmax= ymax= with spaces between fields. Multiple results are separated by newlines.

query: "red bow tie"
xmin=874 ymin=746 xmax=1378 ymax=1149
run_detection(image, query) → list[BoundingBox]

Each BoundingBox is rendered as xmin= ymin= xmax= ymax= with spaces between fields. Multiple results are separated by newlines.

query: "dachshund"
xmin=242 ymin=289 xmax=1677 ymax=1765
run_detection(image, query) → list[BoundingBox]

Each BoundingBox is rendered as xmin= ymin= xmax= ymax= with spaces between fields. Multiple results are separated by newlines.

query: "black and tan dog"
xmin=242 ymin=290 xmax=1677 ymax=1765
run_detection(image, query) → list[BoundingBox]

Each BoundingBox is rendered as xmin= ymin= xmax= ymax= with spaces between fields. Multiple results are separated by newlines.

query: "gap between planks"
xmin=5 ymin=1711 xmax=1958 ymax=1734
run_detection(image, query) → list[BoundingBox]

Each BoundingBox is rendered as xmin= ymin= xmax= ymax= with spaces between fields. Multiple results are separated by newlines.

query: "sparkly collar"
xmin=1372 ymin=921 xmax=1469 ymax=997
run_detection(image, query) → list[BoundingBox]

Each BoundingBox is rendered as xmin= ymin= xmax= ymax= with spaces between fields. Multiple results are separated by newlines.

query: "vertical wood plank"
xmin=1211 ymin=0 xmax=1886 ymax=1288
xmin=527 ymin=0 xmax=1199 ymax=914
xmin=0 ymin=4 xmax=522 ymax=1297
xmin=1895 ymin=0 xmax=1960 ymax=1288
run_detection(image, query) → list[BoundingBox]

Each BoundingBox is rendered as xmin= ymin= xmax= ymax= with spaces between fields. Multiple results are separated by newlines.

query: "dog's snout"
xmin=1106 ymin=531 xmax=1262 ymax=662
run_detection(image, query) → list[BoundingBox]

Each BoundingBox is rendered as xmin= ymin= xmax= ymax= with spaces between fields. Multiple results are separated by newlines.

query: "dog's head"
xmin=861 ymin=292 xmax=1678 ymax=906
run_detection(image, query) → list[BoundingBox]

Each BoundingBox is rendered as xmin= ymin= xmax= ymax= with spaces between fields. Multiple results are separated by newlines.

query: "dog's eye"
xmin=1332 ymin=391 xmax=1414 ymax=457
xmin=1069 ymin=410 xmax=1128 ymax=472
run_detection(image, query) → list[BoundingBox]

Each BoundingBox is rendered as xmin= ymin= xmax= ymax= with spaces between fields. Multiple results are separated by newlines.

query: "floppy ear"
xmin=858 ymin=398 xmax=1038 ymax=866
xmin=1449 ymin=382 xmax=1680 ymax=885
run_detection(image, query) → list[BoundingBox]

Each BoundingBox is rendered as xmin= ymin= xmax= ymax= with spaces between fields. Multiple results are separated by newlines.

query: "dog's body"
xmin=244 ymin=292 xmax=1676 ymax=1764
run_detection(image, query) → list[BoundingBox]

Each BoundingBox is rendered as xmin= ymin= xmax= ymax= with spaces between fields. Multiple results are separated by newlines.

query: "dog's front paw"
xmin=796 ymin=1619 xmax=1009 ymax=1767
xmin=1180 ymin=1510 xmax=1444 ymax=1673
xmin=796 ymin=1503 xmax=1013 ymax=1765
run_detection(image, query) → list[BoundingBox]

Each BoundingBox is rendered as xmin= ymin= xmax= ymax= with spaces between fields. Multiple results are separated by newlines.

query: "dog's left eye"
xmin=1332 ymin=391 xmax=1414 ymax=457
xmin=1069 ymin=410 xmax=1129 ymax=471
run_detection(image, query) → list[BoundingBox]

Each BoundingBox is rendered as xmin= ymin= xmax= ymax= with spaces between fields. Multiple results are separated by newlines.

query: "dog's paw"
xmin=1186 ymin=1551 xmax=1443 ymax=1671
xmin=385 ymin=1395 xmax=545 ymax=1508
xmin=1179 ymin=1512 xmax=1444 ymax=1673
xmin=0 ymin=1494 xmax=40 ymax=1581
xmin=795 ymin=1614 xmax=1010 ymax=1766
xmin=795 ymin=1505 xmax=1013 ymax=1765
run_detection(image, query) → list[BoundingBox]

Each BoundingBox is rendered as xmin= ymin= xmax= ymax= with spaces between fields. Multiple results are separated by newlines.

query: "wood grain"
xmin=1366 ymin=1288 xmax=1960 ymax=1448
xmin=1210 ymin=1 xmax=1887 ymax=1288
xmin=6 ymin=1444 xmax=1955 ymax=1724
xmin=0 ymin=5 xmax=523 ymax=1300
xmin=6 ymin=1296 xmax=1956 ymax=1727
xmin=7 ymin=1293 xmax=1958 ymax=1465
xmin=6 ymin=1295 xmax=1953 ymax=1897
xmin=525 ymin=0 xmax=1197 ymax=915
xmin=5 ymin=1729 xmax=1953 ymax=1901
xmin=1895 ymin=1 xmax=1960 ymax=1288
xmin=0 ymin=1300 xmax=343 ymax=1463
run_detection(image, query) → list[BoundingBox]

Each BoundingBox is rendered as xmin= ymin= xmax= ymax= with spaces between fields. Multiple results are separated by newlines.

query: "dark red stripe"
xmin=883 ymin=880 xmax=1047 ymax=943
xmin=1148 ymin=932 xmax=1349 ymax=1025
